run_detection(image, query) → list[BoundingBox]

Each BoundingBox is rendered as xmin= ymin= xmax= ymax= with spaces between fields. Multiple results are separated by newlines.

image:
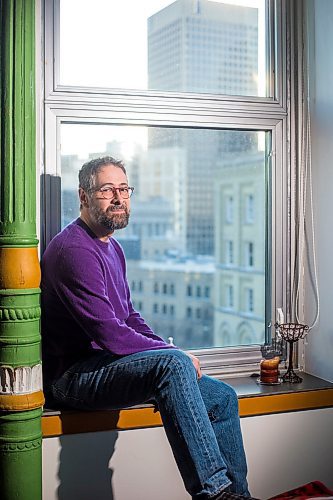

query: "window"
xmin=226 ymin=285 xmax=234 ymax=308
xmin=226 ymin=240 xmax=234 ymax=266
xmin=58 ymin=0 xmax=271 ymax=97
xmin=245 ymin=194 xmax=254 ymax=223
xmin=42 ymin=0 xmax=289 ymax=375
xmin=225 ymin=196 xmax=234 ymax=224
xmin=246 ymin=288 xmax=254 ymax=313
xmin=245 ymin=242 xmax=254 ymax=268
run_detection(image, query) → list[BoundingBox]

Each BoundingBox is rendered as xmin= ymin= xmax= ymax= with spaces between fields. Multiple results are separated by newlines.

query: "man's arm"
xmin=53 ymin=245 xmax=173 ymax=355
xmin=124 ymin=282 xmax=172 ymax=342
xmin=125 ymin=294 xmax=201 ymax=377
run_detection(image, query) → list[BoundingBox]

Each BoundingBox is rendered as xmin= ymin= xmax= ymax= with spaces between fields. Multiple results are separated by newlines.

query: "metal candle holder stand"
xmin=276 ymin=323 xmax=309 ymax=383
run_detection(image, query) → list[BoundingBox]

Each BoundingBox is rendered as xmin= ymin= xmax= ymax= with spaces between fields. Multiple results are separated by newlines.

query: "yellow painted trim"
xmin=238 ymin=388 xmax=333 ymax=417
xmin=0 ymin=391 xmax=45 ymax=411
xmin=42 ymin=389 xmax=333 ymax=438
xmin=42 ymin=407 xmax=162 ymax=438
xmin=0 ymin=247 xmax=41 ymax=289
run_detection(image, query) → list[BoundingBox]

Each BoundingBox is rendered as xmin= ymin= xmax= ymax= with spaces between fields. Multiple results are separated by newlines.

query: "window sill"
xmin=42 ymin=373 xmax=333 ymax=438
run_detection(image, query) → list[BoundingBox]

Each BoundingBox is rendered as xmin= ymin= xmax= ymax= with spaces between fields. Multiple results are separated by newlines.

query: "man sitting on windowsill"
xmin=41 ymin=156 xmax=256 ymax=500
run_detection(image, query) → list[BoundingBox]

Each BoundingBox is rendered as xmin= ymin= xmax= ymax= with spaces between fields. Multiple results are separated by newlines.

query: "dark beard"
xmin=91 ymin=204 xmax=130 ymax=232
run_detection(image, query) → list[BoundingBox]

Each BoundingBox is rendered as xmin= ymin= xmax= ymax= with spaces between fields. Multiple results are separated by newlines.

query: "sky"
xmin=59 ymin=0 xmax=266 ymax=159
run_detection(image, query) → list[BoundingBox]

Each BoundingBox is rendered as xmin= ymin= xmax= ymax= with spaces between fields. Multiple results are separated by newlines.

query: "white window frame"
xmin=40 ymin=0 xmax=293 ymax=378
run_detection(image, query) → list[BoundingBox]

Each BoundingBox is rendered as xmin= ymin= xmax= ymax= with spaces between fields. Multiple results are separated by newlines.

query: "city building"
xmin=147 ymin=0 xmax=259 ymax=255
xmin=127 ymin=256 xmax=214 ymax=349
xmin=214 ymin=151 xmax=266 ymax=346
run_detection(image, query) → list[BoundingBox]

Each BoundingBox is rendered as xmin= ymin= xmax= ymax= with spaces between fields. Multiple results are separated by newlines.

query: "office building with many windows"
xmin=147 ymin=0 xmax=259 ymax=255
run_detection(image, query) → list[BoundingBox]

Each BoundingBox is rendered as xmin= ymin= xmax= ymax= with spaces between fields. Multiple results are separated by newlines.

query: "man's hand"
xmin=185 ymin=352 xmax=202 ymax=379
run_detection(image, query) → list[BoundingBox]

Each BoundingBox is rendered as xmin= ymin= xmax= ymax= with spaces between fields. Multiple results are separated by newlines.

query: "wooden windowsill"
xmin=42 ymin=372 xmax=333 ymax=438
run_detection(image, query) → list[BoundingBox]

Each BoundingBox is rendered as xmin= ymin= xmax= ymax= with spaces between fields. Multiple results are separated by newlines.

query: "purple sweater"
xmin=41 ymin=218 xmax=172 ymax=384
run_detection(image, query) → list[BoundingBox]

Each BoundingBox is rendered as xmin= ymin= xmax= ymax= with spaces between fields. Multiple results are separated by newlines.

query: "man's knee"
xmin=201 ymin=377 xmax=239 ymax=414
xmin=216 ymin=381 xmax=238 ymax=408
xmin=224 ymin=382 xmax=237 ymax=399
xmin=161 ymin=349 xmax=196 ymax=376
xmin=226 ymin=384 xmax=239 ymax=412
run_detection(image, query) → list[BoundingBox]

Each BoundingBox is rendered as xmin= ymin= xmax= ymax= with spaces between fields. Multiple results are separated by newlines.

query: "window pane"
xmin=59 ymin=0 xmax=270 ymax=97
xmin=60 ymin=123 xmax=269 ymax=349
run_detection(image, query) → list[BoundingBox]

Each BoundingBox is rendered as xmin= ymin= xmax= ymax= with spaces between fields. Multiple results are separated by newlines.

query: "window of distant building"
xmin=245 ymin=242 xmax=254 ymax=268
xmin=225 ymin=195 xmax=234 ymax=224
xmin=245 ymin=194 xmax=254 ymax=223
xmin=226 ymin=285 xmax=234 ymax=309
xmin=246 ymin=288 xmax=254 ymax=314
xmin=226 ymin=240 xmax=234 ymax=266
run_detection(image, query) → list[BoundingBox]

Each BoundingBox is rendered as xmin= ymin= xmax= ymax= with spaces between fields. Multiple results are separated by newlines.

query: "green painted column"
xmin=0 ymin=1 xmax=44 ymax=499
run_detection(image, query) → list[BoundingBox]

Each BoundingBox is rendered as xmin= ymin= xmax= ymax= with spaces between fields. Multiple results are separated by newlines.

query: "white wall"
xmin=305 ymin=0 xmax=333 ymax=382
xmin=42 ymin=407 xmax=333 ymax=500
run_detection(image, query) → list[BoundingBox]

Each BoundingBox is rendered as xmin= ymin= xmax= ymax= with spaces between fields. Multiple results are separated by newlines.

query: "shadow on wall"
xmin=40 ymin=174 xmax=62 ymax=254
xmin=40 ymin=172 xmax=118 ymax=498
xmin=57 ymin=430 xmax=118 ymax=500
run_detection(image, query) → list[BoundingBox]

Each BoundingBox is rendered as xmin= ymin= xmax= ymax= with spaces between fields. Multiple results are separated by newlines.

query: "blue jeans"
xmin=50 ymin=349 xmax=249 ymax=499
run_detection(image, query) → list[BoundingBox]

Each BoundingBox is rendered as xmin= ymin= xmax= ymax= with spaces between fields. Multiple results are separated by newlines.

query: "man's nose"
xmin=112 ymin=189 xmax=123 ymax=202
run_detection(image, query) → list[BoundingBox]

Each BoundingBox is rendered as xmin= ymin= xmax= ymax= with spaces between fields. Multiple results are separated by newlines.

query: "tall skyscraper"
xmin=147 ymin=0 xmax=259 ymax=255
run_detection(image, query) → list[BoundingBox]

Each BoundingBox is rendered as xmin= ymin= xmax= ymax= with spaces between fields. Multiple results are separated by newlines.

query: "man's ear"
xmin=79 ymin=188 xmax=89 ymax=207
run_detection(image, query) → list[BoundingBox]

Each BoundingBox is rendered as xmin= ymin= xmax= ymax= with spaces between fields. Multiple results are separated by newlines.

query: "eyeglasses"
xmin=94 ymin=185 xmax=134 ymax=200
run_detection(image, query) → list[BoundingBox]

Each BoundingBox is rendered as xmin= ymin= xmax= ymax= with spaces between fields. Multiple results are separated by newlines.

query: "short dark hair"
xmin=78 ymin=156 xmax=127 ymax=193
